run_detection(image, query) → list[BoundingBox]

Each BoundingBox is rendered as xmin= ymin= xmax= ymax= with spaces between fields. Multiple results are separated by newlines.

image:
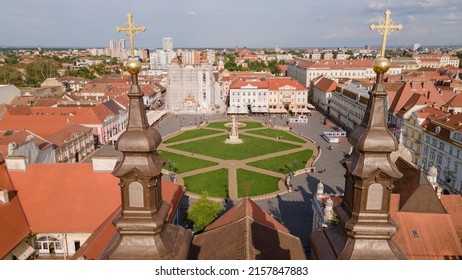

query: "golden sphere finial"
xmin=373 ymin=57 xmax=391 ymax=74
xmin=126 ymin=58 xmax=141 ymax=75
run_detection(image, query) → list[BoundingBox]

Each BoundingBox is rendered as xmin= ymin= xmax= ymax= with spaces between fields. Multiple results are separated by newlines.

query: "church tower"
xmin=102 ymin=13 xmax=191 ymax=260
xmin=338 ymin=9 xmax=406 ymax=260
xmin=337 ymin=57 xmax=407 ymax=259
xmin=309 ymin=9 xmax=407 ymax=259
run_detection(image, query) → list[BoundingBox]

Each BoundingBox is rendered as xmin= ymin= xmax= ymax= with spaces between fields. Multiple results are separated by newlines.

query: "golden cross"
xmin=116 ymin=12 xmax=146 ymax=58
xmin=370 ymin=9 xmax=403 ymax=57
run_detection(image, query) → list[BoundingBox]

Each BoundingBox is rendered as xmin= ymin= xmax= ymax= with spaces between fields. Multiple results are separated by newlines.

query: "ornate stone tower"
xmin=102 ymin=13 xmax=191 ymax=260
xmin=337 ymin=9 xmax=406 ymax=259
xmin=338 ymin=57 xmax=406 ymax=259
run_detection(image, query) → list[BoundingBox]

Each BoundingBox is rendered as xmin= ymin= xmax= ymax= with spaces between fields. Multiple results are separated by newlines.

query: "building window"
xmin=439 ymin=142 xmax=445 ymax=150
xmin=35 ymin=236 xmax=63 ymax=254
xmin=437 ymin=155 xmax=442 ymax=164
xmin=432 ymin=139 xmax=437 ymax=147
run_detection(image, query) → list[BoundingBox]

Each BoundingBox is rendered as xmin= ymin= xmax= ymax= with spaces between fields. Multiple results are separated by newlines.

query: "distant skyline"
xmin=1 ymin=0 xmax=461 ymax=49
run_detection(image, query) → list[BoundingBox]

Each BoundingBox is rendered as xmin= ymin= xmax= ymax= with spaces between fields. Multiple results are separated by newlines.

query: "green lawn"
xmin=245 ymin=129 xmax=306 ymax=143
xmin=206 ymin=121 xmax=228 ymax=130
xmin=158 ymin=150 xmax=218 ymax=174
xmin=206 ymin=121 xmax=264 ymax=130
xmin=183 ymin=169 xmax=229 ymax=198
xmin=239 ymin=121 xmax=264 ymax=130
xmin=237 ymin=169 xmax=280 ymax=197
xmin=247 ymin=149 xmax=313 ymax=174
xmin=164 ymin=129 xmax=223 ymax=144
xmin=169 ymin=134 xmax=301 ymax=160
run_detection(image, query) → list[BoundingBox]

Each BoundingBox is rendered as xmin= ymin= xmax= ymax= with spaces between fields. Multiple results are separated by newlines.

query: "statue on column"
xmin=225 ymin=115 xmax=243 ymax=144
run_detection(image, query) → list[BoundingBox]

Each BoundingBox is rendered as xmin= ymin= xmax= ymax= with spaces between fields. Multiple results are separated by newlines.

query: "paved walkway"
xmin=159 ymin=121 xmax=317 ymax=199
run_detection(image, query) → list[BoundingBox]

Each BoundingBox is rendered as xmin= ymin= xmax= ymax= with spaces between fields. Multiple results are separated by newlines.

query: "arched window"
xmin=435 ymin=126 xmax=441 ymax=134
xmin=35 ymin=236 xmax=63 ymax=254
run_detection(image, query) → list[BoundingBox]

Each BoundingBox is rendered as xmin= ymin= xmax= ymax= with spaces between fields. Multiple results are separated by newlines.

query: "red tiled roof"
xmin=70 ymin=207 xmax=120 ymax=260
xmin=389 ymin=82 xmax=415 ymax=113
xmin=1 ymin=106 xmax=113 ymax=125
xmin=70 ymin=180 xmax=186 ymax=260
xmin=314 ymin=77 xmax=337 ymax=92
xmin=444 ymin=93 xmax=462 ymax=108
xmin=431 ymin=113 xmax=462 ymax=131
xmin=10 ymin=163 xmax=120 ymax=233
xmin=0 ymin=159 xmax=30 ymax=258
xmin=389 ymin=81 xmax=443 ymax=114
xmin=440 ymin=195 xmax=462 ymax=243
xmin=276 ymin=65 xmax=288 ymax=72
xmin=391 ymin=193 xmax=462 ymax=260
xmin=190 ymin=198 xmax=305 ymax=260
xmin=267 ymin=77 xmax=306 ymax=91
xmin=398 ymin=93 xmax=429 ymax=115
xmin=230 ymin=80 xmax=268 ymax=89
xmin=205 ymin=197 xmax=289 ymax=233
xmin=45 ymin=124 xmax=92 ymax=147
xmin=33 ymin=98 xmax=59 ymax=107
xmin=415 ymin=106 xmax=449 ymax=120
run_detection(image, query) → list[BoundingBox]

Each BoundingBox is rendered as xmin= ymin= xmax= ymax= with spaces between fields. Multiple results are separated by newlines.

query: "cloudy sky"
xmin=1 ymin=0 xmax=461 ymax=49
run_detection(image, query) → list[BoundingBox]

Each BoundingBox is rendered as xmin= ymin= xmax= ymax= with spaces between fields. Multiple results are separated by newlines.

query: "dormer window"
xmin=435 ymin=126 xmax=441 ymax=134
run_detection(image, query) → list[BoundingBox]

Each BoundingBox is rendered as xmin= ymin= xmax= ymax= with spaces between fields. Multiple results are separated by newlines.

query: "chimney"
xmin=5 ymin=156 xmax=28 ymax=171
xmin=0 ymin=189 xmax=9 ymax=204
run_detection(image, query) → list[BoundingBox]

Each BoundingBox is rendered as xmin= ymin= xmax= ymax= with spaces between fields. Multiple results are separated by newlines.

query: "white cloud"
xmin=214 ymin=11 xmax=223 ymax=16
xmin=187 ymin=10 xmax=197 ymax=16
xmin=446 ymin=12 xmax=461 ymax=21
xmin=406 ymin=15 xmax=416 ymax=23
xmin=368 ymin=2 xmax=386 ymax=11
xmin=419 ymin=0 xmax=444 ymax=8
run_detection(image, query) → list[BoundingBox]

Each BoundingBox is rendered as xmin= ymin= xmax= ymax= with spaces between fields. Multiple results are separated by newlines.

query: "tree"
xmin=64 ymin=67 xmax=95 ymax=79
xmin=4 ymin=55 xmax=19 ymax=64
xmin=187 ymin=192 xmax=224 ymax=233
xmin=109 ymin=57 xmax=119 ymax=65
xmin=0 ymin=64 xmax=23 ymax=86
xmin=24 ymin=59 xmax=60 ymax=87
xmin=456 ymin=51 xmax=462 ymax=69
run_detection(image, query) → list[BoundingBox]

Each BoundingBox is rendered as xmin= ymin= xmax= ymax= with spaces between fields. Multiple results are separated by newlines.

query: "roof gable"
xmin=205 ymin=197 xmax=288 ymax=233
xmin=0 ymin=160 xmax=30 ymax=258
